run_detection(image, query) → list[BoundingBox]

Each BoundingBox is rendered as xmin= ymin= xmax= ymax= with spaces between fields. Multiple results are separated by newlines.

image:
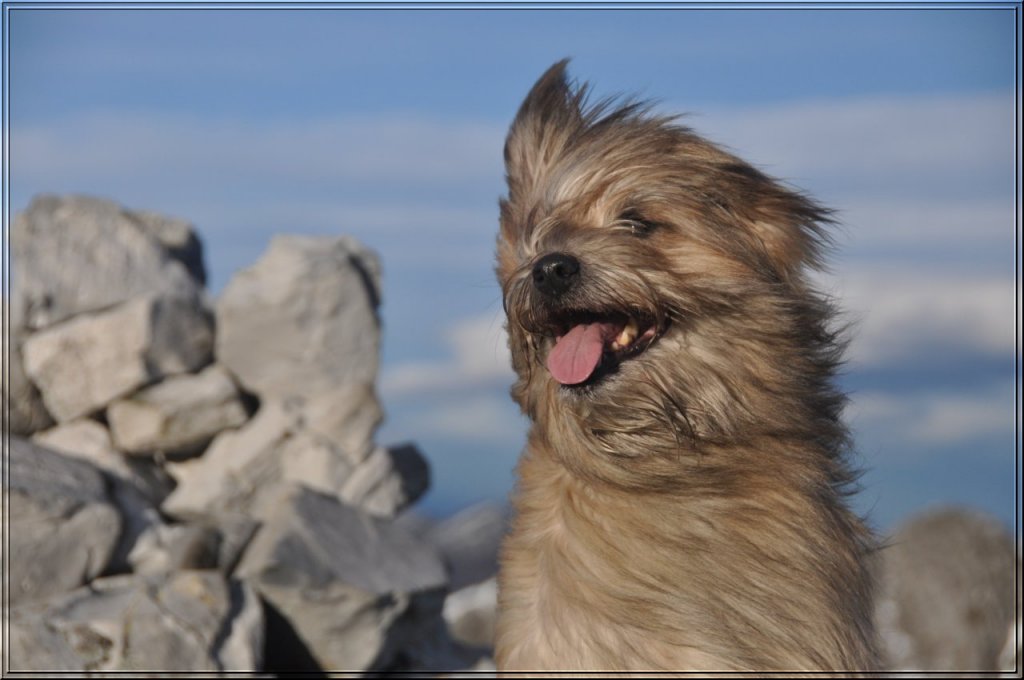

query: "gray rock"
xmin=10 ymin=194 xmax=205 ymax=330
xmin=211 ymin=514 xmax=262 ymax=575
xmin=235 ymin=484 xmax=447 ymax=671
xmin=126 ymin=516 xmax=259 ymax=577
xmin=7 ymin=570 xmax=263 ymax=672
xmin=5 ymin=437 xmax=122 ymax=605
xmin=161 ymin=400 xmax=313 ymax=520
xmin=1 ymin=297 xmax=55 ymax=434
xmin=288 ymin=383 xmax=383 ymax=465
xmin=443 ymin=577 xmax=498 ymax=651
xmin=127 ymin=523 xmax=222 ymax=575
xmin=32 ymin=419 xmax=162 ymax=496
xmin=875 ymin=506 xmax=1018 ymax=671
xmin=163 ymin=397 xmax=411 ymax=520
xmin=339 ymin=443 xmax=430 ymax=518
xmin=30 ymin=418 xmax=171 ymax=572
xmin=21 ymin=294 xmax=214 ymax=422
xmin=107 ymin=364 xmax=249 ymax=456
xmin=216 ymin=234 xmax=381 ymax=401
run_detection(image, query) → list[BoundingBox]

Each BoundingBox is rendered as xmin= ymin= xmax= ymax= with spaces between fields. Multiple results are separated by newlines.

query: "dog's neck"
xmin=496 ymin=428 xmax=879 ymax=672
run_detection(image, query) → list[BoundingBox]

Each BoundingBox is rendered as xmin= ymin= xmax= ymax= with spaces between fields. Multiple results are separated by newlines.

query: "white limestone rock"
xmin=107 ymin=364 xmax=249 ymax=456
xmin=161 ymin=400 xmax=305 ymax=520
xmin=31 ymin=418 xmax=172 ymax=570
xmin=875 ymin=506 xmax=1018 ymax=671
xmin=126 ymin=523 xmax=221 ymax=575
xmin=10 ymin=194 xmax=206 ymax=330
xmin=21 ymin=294 xmax=214 ymax=422
xmin=5 ymin=438 xmax=122 ymax=605
xmin=234 ymin=484 xmax=447 ymax=671
xmin=215 ymin=234 xmax=381 ymax=401
xmin=7 ymin=571 xmax=263 ymax=672
xmin=32 ymin=419 xmax=167 ymax=496
xmin=162 ymin=394 xmax=414 ymax=521
xmin=338 ymin=443 xmax=430 ymax=518
xmin=443 ymin=577 xmax=498 ymax=650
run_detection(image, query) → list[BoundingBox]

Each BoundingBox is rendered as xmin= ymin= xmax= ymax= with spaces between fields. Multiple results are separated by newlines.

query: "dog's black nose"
xmin=532 ymin=253 xmax=580 ymax=298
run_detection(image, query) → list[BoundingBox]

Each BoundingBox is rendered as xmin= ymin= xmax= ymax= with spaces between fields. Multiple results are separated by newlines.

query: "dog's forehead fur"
xmin=497 ymin=59 xmax=832 ymax=288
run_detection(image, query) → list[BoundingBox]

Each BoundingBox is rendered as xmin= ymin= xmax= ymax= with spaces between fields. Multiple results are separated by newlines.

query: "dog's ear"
xmin=711 ymin=161 xmax=835 ymax=281
xmin=503 ymin=59 xmax=585 ymax=202
xmin=746 ymin=185 xmax=835 ymax=280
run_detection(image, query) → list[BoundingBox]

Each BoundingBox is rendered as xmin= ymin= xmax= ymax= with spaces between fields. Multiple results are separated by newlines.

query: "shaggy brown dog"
xmin=494 ymin=61 xmax=879 ymax=673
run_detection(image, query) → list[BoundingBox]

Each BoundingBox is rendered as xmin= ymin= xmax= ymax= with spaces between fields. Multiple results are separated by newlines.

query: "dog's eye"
xmin=618 ymin=209 xmax=657 ymax=237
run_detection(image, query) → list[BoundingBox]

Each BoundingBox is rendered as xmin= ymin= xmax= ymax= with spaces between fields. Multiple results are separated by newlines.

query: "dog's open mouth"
xmin=544 ymin=311 xmax=662 ymax=386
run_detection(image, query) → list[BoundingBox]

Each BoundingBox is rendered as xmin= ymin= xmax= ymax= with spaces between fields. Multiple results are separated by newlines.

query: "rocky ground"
xmin=2 ymin=195 xmax=1018 ymax=674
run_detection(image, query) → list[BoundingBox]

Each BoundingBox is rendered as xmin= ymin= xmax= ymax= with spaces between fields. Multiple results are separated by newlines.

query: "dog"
xmin=493 ymin=60 xmax=879 ymax=672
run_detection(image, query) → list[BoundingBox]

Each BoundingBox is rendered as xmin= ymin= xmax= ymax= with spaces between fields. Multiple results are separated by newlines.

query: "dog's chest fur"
xmin=496 ymin=450 xmax=722 ymax=671
xmin=495 ymin=438 xmax=877 ymax=672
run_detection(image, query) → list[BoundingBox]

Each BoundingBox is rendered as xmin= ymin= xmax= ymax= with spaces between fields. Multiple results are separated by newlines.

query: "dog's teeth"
xmin=614 ymin=319 xmax=639 ymax=350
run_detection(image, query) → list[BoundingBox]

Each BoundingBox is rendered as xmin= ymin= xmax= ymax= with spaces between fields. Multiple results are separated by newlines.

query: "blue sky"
xmin=4 ymin=4 xmax=1020 ymax=535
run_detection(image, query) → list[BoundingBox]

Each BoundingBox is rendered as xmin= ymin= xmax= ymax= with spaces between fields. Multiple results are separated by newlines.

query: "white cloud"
xmin=848 ymin=382 xmax=1017 ymax=447
xmin=381 ymin=309 xmax=513 ymax=398
xmin=12 ymin=111 xmax=505 ymax=189
xmin=816 ymin=266 xmax=1019 ymax=368
xmin=835 ymin=197 xmax=1014 ymax=254
xmin=13 ymin=90 xmax=1013 ymax=261
xmin=689 ymin=90 xmax=1012 ymax=187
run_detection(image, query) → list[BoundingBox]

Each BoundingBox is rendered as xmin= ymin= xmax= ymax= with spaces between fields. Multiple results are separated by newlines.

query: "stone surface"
xmin=32 ymin=419 xmax=163 ymax=495
xmin=875 ymin=506 xmax=1018 ymax=671
xmin=21 ymin=294 xmax=214 ymax=422
xmin=1 ymin=297 xmax=55 ymax=434
xmin=235 ymin=484 xmax=447 ymax=671
xmin=31 ymin=418 xmax=170 ymax=571
xmin=216 ymin=234 xmax=381 ymax=400
xmin=126 ymin=515 xmax=258 ymax=577
xmin=338 ymin=443 xmax=430 ymax=518
xmin=162 ymin=398 xmax=415 ymax=520
xmin=288 ymin=383 xmax=383 ymax=464
xmin=7 ymin=571 xmax=263 ymax=672
xmin=161 ymin=400 xmax=306 ymax=520
xmin=10 ymin=194 xmax=206 ymax=330
xmin=107 ymin=364 xmax=249 ymax=456
xmin=443 ymin=577 xmax=498 ymax=651
xmin=127 ymin=523 xmax=222 ymax=575
xmin=5 ymin=437 xmax=122 ymax=605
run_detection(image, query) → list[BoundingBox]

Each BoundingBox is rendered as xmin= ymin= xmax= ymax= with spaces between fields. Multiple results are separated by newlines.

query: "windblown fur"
xmin=494 ymin=60 xmax=879 ymax=672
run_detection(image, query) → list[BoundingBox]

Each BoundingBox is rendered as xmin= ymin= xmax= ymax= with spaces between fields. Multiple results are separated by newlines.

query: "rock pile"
xmin=874 ymin=506 xmax=1020 ymax=672
xmin=3 ymin=195 xmax=494 ymax=673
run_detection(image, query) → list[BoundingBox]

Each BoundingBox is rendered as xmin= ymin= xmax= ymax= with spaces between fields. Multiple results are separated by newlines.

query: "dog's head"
xmin=497 ymin=61 xmax=847 ymax=484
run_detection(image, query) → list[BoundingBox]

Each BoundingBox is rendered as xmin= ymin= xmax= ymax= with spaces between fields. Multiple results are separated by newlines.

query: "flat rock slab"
xmin=235 ymin=484 xmax=447 ymax=671
xmin=216 ymin=234 xmax=381 ymax=401
xmin=33 ymin=419 xmax=156 ymax=494
xmin=21 ymin=294 xmax=214 ymax=422
xmin=7 ymin=570 xmax=263 ymax=672
xmin=11 ymin=194 xmax=205 ymax=330
xmin=5 ymin=437 xmax=122 ymax=605
xmin=107 ymin=364 xmax=249 ymax=456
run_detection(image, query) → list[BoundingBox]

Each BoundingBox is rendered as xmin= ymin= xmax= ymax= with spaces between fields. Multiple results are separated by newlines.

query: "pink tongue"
xmin=546 ymin=322 xmax=618 ymax=385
